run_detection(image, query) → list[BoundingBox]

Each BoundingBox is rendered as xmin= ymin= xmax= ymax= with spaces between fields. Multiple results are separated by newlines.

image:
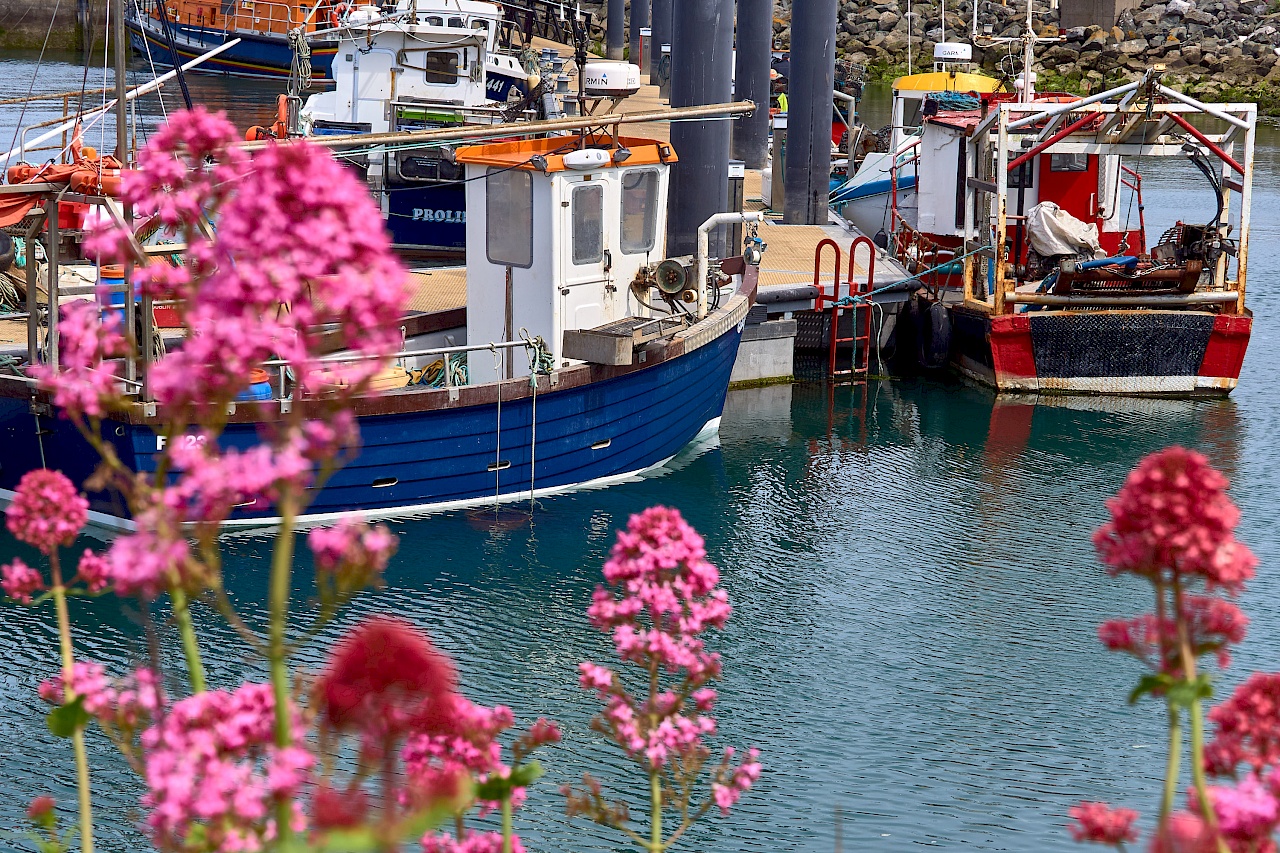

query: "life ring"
xmin=271 ymin=93 xmax=290 ymax=138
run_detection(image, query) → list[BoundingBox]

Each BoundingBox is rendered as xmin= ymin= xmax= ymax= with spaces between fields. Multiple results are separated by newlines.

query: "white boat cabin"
xmin=299 ymin=0 xmax=529 ymax=137
xmin=918 ymin=104 xmax=1136 ymax=254
xmin=455 ymin=135 xmax=677 ymax=377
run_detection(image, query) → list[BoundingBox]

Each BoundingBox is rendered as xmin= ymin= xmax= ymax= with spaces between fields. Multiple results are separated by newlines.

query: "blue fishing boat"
xmin=0 ymin=123 xmax=761 ymax=526
xmin=126 ymin=0 xmax=339 ymax=81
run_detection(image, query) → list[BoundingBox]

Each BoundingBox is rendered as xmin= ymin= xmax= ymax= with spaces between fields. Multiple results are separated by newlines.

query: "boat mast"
xmin=1021 ymin=0 xmax=1035 ymax=100
xmin=113 ymin=0 xmax=128 ymax=162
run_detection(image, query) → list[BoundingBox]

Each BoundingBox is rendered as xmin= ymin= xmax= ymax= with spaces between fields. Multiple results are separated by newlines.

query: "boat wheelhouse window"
xmin=424 ymin=51 xmax=459 ymax=83
xmin=471 ymin=19 xmax=488 ymax=32
xmin=1050 ymin=153 xmax=1089 ymax=172
xmin=486 ymin=168 xmax=534 ymax=268
xmin=1008 ymin=160 xmax=1035 ymax=189
xmin=620 ymin=168 xmax=659 ymax=254
xmin=448 ymin=15 xmax=464 ymax=27
xmin=572 ymin=184 xmax=604 ymax=265
xmin=424 ymin=15 xmax=442 ymax=24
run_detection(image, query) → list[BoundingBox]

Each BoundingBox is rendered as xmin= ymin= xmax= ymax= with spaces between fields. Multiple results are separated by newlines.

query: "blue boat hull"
xmin=0 ymin=312 xmax=745 ymax=525
xmin=127 ymin=19 xmax=337 ymax=81
xmin=385 ymin=183 xmax=468 ymax=255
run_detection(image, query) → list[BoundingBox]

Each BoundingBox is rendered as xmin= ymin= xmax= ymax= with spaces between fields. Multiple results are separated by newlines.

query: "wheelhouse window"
xmin=1008 ymin=160 xmax=1034 ymax=189
xmin=572 ymin=184 xmax=604 ymax=265
xmin=620 ymin=168 xmax=659 ymax=254
xmin=487 ymin=168 xmax=533 ymax=268
xmin=1050 ymin=153 xmax=1089 ymax=172
xmin=447 ymin=15 xmax=464 ymax=27
xmin=424 ymin=51 xmax=459 ymax=84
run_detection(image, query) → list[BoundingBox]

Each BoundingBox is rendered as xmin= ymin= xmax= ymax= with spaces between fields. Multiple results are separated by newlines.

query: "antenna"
xmin=941 ymin=0 xmax=946 ymax=46
xmin=906 ymin=0 xmax=913 ymax=71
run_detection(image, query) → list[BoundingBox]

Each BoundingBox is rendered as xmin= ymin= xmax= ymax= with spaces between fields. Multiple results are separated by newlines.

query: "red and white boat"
xmin=867 ymin=33 xmax=1256 ymax=396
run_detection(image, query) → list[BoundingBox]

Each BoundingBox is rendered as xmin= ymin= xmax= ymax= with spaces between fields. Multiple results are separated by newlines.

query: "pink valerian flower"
xmin=39 ymin=663 xmax=164 ymax=731
xmin=101 ymin=506 xmax=197 ymax=599
xmin=75 ymin=549 xmax=110 ymax=593
xmin=1066 ymin=801 xmax=1140 ymax=845
xmin=26 ymin=796 xmax=56 ymax=821
xmin=1092 ymin=447 xmax=1257 ymax=593
xmin=309 ymin=517 xmax=397 ymax=589
xmin=1206 ymin=673 xmax=1280 ymax=776
xmin=29 ymin=300 xmax=127 ymax=420
xmin=574 ymin=506 xmax=759 ymax=826
xmin=1189 ymin=775 xmax=1280 ymax=850
xmin=710 ymin=746 xmax=762 ymax=816
xmin=310 ymin=784 xmax=369 ymax=831
xmin=86 ymin=108 xmax=409 ymax=418
xmin=580 ymin=507 xmax=734 ymax=768
xmin=163 ymin=436 xmax=312 ymax=524
xmin=140 ymin=682 xmax=312 ymax=853
xmin=316 ymin=618 xmax=459 ymax=756
xmin=517 ymin=717 xmax=562 ymax=751
xmin=402 ymin=699 xmax=555 ymax=818
xmin=421 ymin=830 xmax=526 ymax=853
xmin=5 ymin=469 xmax=88 ymax=554
xmin=1150 ymin=812 xmax=1216 ymax=853
xmin=2 ymin=559 xmax=44 ymax=603
xmin=1099 ymin=597 xmax=1248 ymax=674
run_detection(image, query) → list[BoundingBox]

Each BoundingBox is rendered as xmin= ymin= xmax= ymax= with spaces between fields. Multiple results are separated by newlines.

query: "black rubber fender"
xmin=920 ymin=300 xmax=952 ymax=369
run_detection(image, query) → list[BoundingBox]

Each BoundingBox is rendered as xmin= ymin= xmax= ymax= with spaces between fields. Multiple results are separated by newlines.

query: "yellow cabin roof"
xmin=893 ymin=70 xmax=1003 ymax=94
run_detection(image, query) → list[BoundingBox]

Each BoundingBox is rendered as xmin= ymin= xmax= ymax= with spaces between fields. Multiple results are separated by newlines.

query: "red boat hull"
xmin=950 ymin=308 xmax=1251 ymax=396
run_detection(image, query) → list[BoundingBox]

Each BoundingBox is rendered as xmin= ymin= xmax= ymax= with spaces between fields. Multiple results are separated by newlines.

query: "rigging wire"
xmin=5 ymin=0 xmax=65 ymax=163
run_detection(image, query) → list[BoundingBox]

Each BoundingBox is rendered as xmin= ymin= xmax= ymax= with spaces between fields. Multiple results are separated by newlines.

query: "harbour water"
xmin=2 ymin=55 xmax=1280 ymax=851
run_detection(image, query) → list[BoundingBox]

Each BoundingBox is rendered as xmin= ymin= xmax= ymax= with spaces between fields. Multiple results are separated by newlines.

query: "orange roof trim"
xmin=454 ymin=134 xmax=677 ymax=172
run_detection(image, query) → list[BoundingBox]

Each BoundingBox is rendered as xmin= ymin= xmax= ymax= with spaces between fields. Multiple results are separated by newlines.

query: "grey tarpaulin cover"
xmin=1025 ymin=201 xmax=1105 ymax=259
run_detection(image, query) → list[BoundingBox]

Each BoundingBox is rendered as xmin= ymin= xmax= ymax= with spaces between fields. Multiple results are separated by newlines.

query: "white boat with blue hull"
xmin=0 ymin=111 xmax=762 ymax=526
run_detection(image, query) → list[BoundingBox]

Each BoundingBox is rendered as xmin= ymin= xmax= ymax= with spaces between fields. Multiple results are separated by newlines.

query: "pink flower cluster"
xmin=1194 ymin=775 xmax=1280 ymax=851
xmin=1093 ymin=447 xmax=1257 ymax=592
xmin=577 ymin=506 xmax=760 ymax=816
xmin=711 ymin=746 xmax=762 ymax=815
xmin=403 ymin=699 xmax=515 ymax=812
xmin=39 ymin=662 xmax=164 ymax=731
xmin=1067 ymin=802 xmax=1140 ymax=845
xmin=316 ymin=617 xmax=459 ymax=757
xmin=98 ymin=507 xmax=196 ymax=599
xmin=29 ymin=299 xmax=126 ymax=420
xmin=1206 ymin=673 xmax=1280 ymax=776
xmin=141 ymin=682 xmax=312 ymax=853
xmin=1099 ymin=595 xmax=1248 ymax=674
xmin=309 ymin=517 xmax=397 ymax=589
xmin=5 ymin=469 xmax=88 ymax=554
xmin=84 ymin=107 xmax=409 ymax=417
xmin=2 ymin=558 xmax=43 ymax=603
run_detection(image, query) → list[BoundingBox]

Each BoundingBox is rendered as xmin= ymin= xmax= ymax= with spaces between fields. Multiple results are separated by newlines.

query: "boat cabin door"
xmin=558 ymin=174 xmax=616 ymax=332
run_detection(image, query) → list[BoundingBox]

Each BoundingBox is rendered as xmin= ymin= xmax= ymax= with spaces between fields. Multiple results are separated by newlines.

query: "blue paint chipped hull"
xmin=0 ymin=313 xmax=745 ymax=525
xmin=127 ymin=18 xmax=338 ymax=81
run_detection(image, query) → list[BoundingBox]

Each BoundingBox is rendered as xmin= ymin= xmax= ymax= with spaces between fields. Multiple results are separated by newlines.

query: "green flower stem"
xmin=50 ymin=552 xmax=94 ymax=853
xmin=501 ymin=796 xmax=513 ymax=853
xmin=170 ymin=586 xmax=206 ymax=693
xmin=649 ymin=770 xmax=662 ymax=853
xmin=1160 ymin=706 xmax=1181 ymax=824
xmin=268 ymin=491 xmax=298 ymax=843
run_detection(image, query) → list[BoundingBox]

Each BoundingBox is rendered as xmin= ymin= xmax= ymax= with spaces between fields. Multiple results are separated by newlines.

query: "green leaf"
xmin=476 ymin=761 xmax=546 ymax=801
xmin=509 ymin=760 xmax=545 ymax=789
xmin=1166 ymin=674 xmax=1215 ymax=709
xmin=46 ymin=697 xmax=90 ymax=738
xmin=1128 ymin=673 xmax=1174 ymax=705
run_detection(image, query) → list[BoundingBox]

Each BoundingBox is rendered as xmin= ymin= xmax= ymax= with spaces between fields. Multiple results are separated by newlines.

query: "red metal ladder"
xmin=821 ymin=236 xmax=876 ymax=381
